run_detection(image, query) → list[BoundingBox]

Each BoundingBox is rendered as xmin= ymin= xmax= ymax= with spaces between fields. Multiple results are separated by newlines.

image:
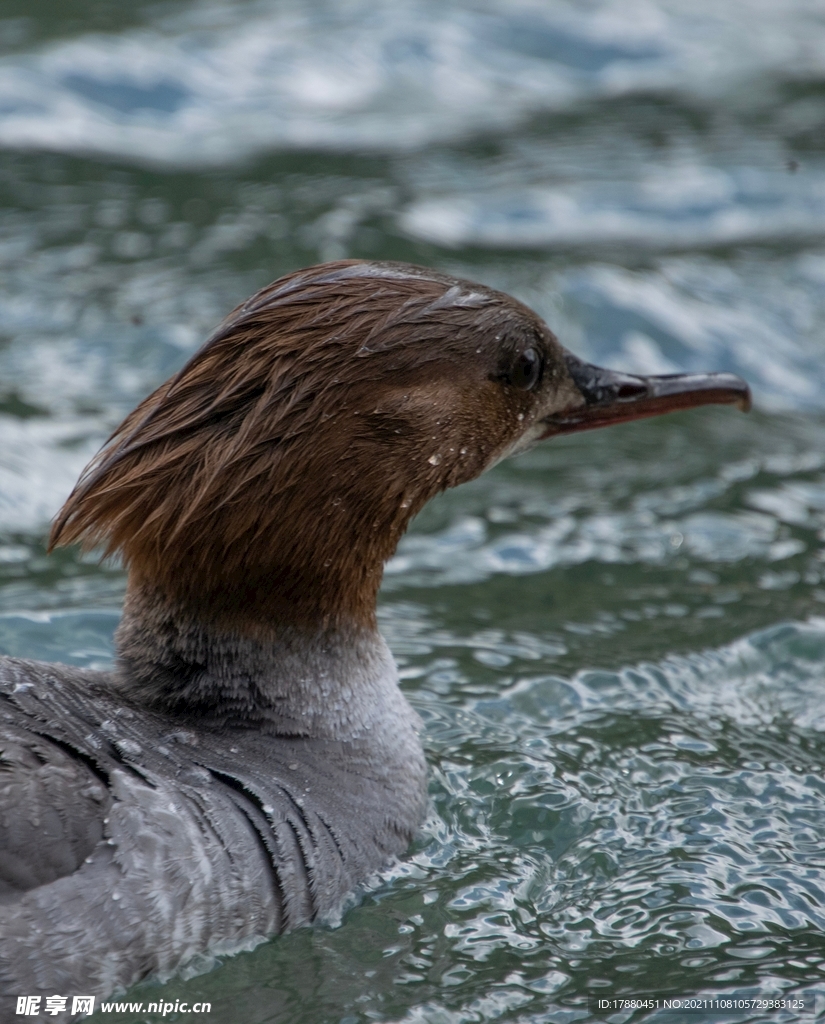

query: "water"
xmin=1 ymin=0 xmax=825 ymax=1020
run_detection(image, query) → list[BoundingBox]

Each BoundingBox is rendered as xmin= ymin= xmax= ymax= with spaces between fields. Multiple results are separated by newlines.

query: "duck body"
xmin=0 ymin=259 xmax=749 ymax=1003
xmin=0 ymin=627 xmax=425 ymax=997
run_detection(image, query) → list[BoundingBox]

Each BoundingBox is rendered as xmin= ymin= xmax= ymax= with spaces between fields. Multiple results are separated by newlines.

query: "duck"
xmin=0 ymin=259 xmax=750 ymax=1005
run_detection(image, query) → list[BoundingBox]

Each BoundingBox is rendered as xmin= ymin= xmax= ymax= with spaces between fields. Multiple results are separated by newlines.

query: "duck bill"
xmin=541 ymin=352 xmax=752 ymax=438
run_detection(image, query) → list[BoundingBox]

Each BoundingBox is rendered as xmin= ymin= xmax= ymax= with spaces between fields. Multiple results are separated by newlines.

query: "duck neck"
xmin=113 ymin=579 xmax=406 ymax=740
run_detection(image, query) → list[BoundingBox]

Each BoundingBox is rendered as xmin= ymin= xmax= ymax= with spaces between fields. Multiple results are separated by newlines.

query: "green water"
xmin=1 ymin=0 xmax=825 ymax=1020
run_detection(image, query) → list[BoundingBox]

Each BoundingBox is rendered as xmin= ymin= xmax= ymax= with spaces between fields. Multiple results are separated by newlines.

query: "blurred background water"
xmin=0 ymin=0 xmax=824 ymax=1021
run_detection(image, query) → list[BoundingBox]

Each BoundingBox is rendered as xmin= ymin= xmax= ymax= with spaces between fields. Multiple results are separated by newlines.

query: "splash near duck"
xmin=0 ymin=261 xmax=749 ymax=1004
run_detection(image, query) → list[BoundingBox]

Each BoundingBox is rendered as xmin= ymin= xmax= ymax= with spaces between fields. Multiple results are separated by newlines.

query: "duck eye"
xmin=510 ymin=347 xmax=542 ymax=390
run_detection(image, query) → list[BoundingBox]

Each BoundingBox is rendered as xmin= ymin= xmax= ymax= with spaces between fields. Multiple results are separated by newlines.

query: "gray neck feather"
xmin=114 ymin=583 xmax=416 ymax=741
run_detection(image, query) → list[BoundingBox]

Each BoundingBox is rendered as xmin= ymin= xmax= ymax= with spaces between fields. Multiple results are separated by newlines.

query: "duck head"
xmin=50 ymin=260 xmax=749 ymax=637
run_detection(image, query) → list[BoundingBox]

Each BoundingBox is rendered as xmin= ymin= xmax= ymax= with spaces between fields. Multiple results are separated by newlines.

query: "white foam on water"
xmin=0 ymin=0 xmax=822 ymax=166
xmin=0 ymin=416 xmax=102 ymax=531
xmin=399 ymin=167 xmax=825 ymax=252
xmin=385 ymin=502 xmax=800 ymax=589
xmin=558 ymin=261 xmax=825 ymax=410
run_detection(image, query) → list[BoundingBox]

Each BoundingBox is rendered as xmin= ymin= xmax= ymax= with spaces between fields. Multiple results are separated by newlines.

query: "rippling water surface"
xmin=1 ymin=0 xmax=825 ymax=1020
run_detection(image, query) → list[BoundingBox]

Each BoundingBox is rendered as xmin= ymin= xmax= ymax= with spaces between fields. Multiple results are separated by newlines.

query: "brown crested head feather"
xmin=50 ymin=260 xmax=567 ymax=632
